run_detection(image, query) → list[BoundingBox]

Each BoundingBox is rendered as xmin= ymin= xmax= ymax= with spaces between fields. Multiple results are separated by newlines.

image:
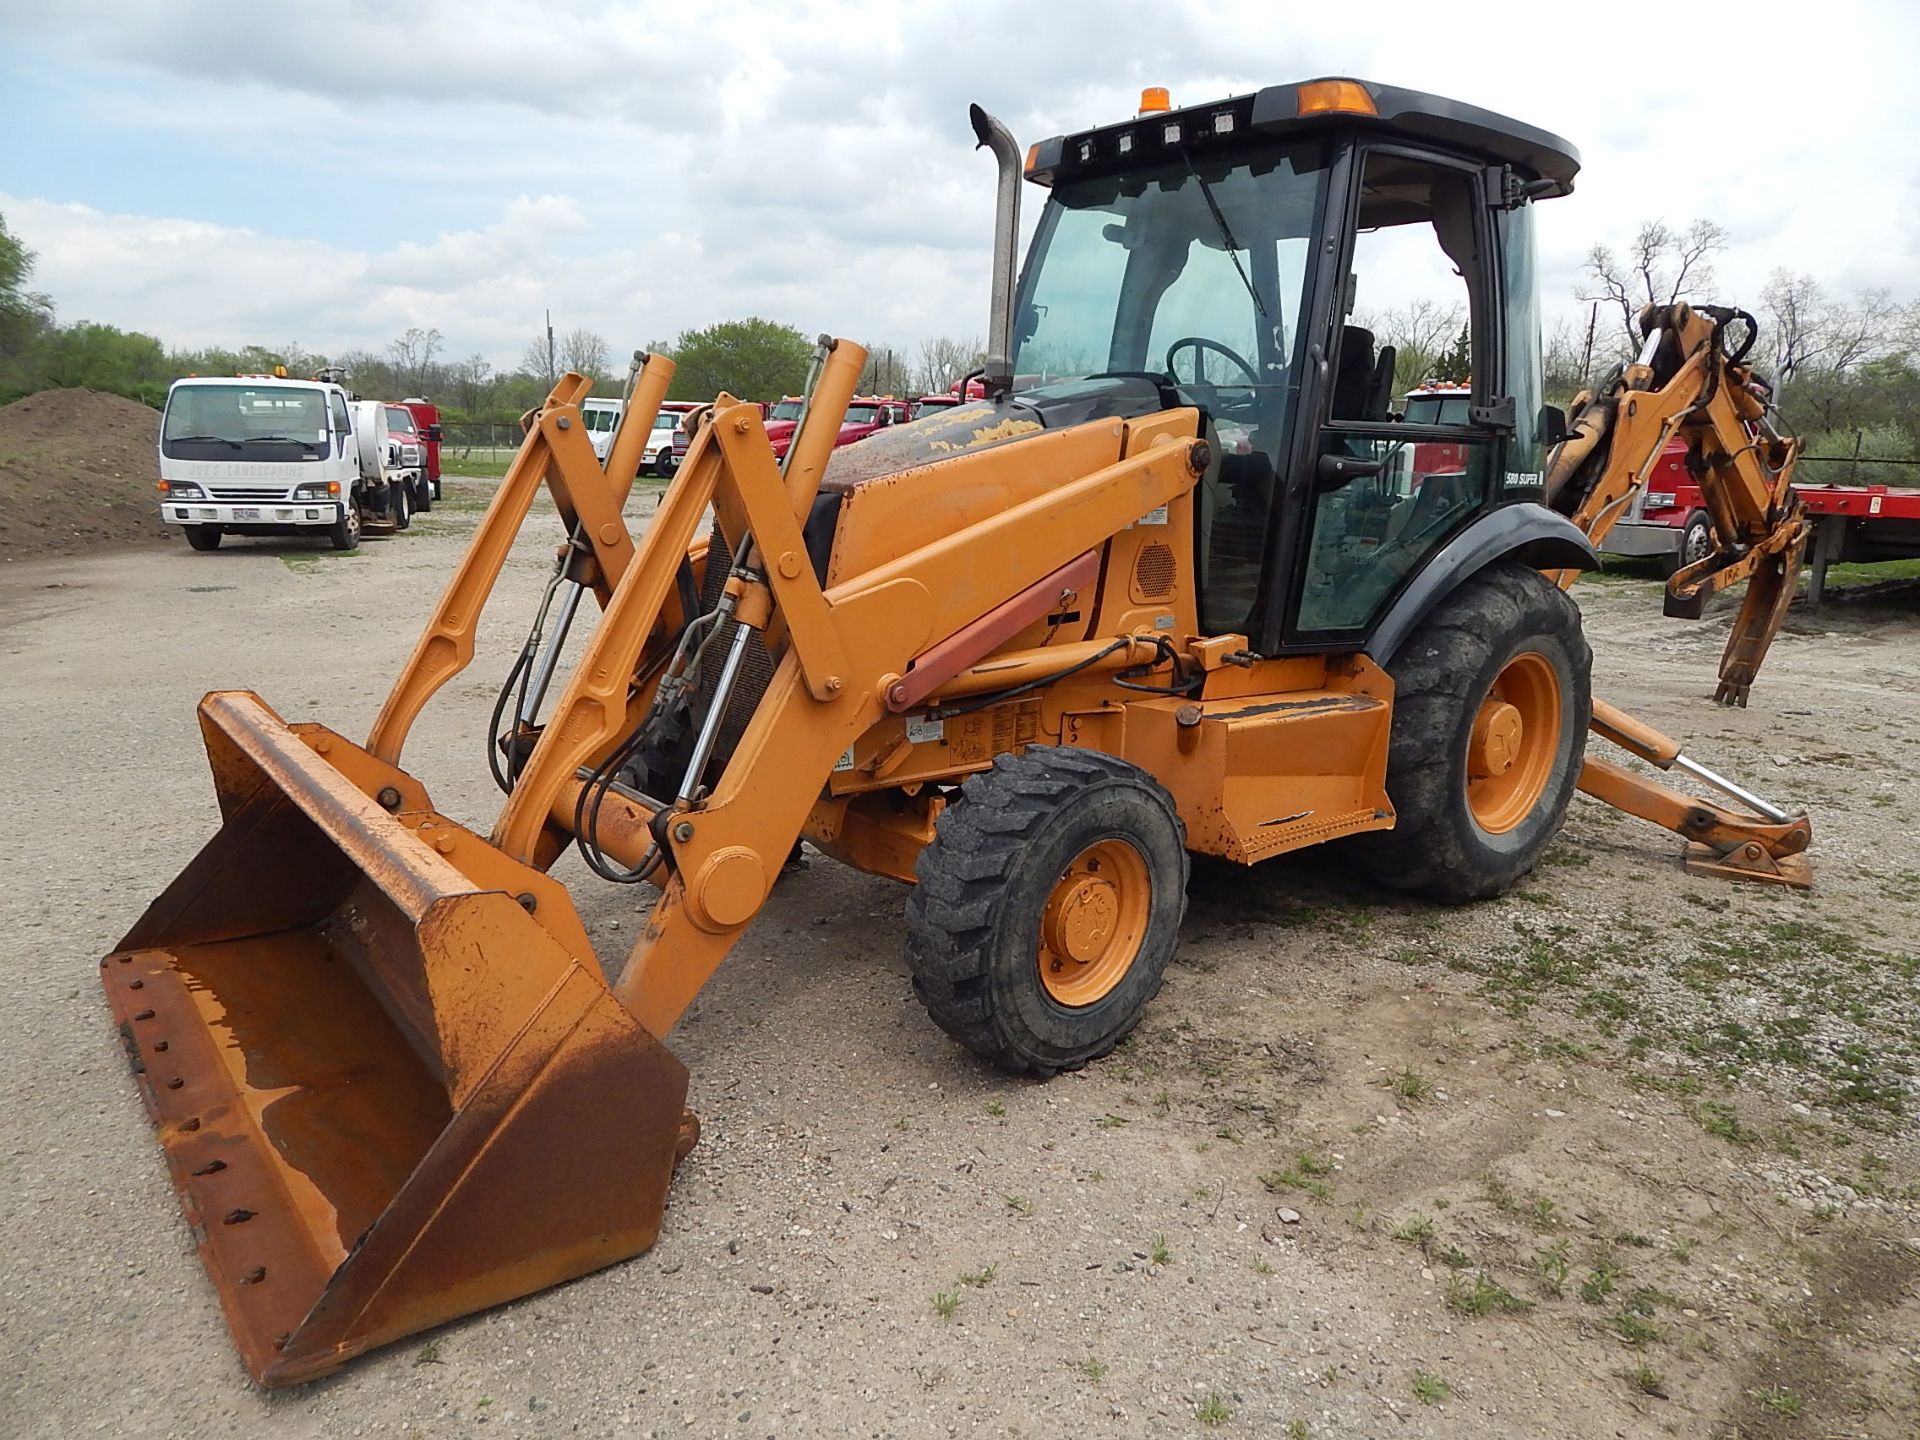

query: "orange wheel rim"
xmin=1038 ymin=838 xmax=1150 ymax=1007
xmin=1466 ymin=652 xmax=1562 ymax=834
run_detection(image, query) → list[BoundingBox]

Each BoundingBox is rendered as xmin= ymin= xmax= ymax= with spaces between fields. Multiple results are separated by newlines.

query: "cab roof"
xmin=1026 ymin=76 xmax=1580 ymax=197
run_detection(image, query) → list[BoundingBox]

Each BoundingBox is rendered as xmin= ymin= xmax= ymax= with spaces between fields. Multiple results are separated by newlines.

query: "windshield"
xmin=385 ymin=406 xmax=417 ymax=435
xmin=767 ymin=400 xmax=804 ymax=423
xmin=582 ymin=406 xmax=620 ymax=433
xmin=1403 ymin=394 xmax=1471 ymax=426
xmin=162 ymin=384 xmax=330 ymax=449
xmin=1012 ymin=142 xmax=1325 ymax=420
xmin=843 ymin=404 xmax=882 ymax=426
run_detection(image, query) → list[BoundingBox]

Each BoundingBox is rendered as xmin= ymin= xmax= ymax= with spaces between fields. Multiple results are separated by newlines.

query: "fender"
xmin=1365 ymin=503 xmax=1597 ymax=664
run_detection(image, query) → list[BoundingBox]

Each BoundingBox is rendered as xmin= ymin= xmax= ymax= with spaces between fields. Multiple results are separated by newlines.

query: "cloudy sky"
xmin=2 ymin=0 xmax=1916 ymax=372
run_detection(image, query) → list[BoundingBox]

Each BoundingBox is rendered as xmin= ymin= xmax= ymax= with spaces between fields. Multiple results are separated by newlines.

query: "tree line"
xmin=4 ymin=202 xmax=1913 ymax=476
xmin=0 ymin=211 xmax=983 ymax=425
xmin=1356 ymin=216 xmax=1920 ymax=478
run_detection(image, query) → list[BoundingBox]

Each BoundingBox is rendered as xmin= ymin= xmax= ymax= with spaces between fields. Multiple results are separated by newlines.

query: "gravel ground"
xmin=2 ymin=479 xmax=1916 ymax=1439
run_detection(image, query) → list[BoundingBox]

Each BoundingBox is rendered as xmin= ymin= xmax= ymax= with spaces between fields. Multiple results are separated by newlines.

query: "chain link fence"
xmin=440 ymin=422 xmax=528 ymax=467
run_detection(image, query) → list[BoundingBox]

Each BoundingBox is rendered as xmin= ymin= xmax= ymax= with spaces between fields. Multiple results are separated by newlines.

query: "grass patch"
xmin=1148 ymin=1234 xmax=1172 ymax=1267
xmin=1412 ymin=1370 xmax=1452 ymax=1405
xmin=1626 ymin=1362 xmax=1667 ymax=1397
xmin=1075 ymin=1356 xmax=1108 ymax=1382
xmin=1445 ymin=1271 xmax=1529 ymax=1317
xmin=1195 ymin=1393 xmax=1232 ymax=1426
xmin=1391 ymin=1215 xmax=1436 ymax=1253
xmin=1388 ymin=1066 xmax=1436 ymax=1104
xmin=1259 ymin=1151 xmax=1335 ymax=1202
xmin=1003 ymin=1194 xmax=1033 ymax=1216
xmin=1754 ymin=1386 xmax=1803 ymax=1418
xmin=932 ymin=1290 xmax=961 ymax=1320
xmin=1695 ymin=1100 xmax=1758 ymax=1145
xmin=1532 ymin=1240 xmax=1571 ymax=1296
xmin=957 ymin=1263 xmax=998 ymax=1288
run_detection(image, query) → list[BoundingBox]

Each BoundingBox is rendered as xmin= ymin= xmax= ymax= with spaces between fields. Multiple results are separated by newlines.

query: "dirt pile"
xmin=0 ymin=388 xmax=170 ymax=561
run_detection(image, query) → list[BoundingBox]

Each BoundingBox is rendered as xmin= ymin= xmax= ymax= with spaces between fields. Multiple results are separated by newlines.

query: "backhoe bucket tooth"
xmin=100 ymin=691 xmax=692 ymax=1387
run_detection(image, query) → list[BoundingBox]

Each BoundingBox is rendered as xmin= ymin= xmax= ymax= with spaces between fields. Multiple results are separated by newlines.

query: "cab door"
xmin=1264 ymin=145 xmax=1516 ymax=650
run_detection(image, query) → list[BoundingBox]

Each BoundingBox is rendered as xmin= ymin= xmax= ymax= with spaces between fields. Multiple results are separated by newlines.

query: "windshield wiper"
xmin=239 ymin=435 xmax=306 ymax=444
xmin=1177 ymin=147 xmax=1267 ymax=323
xmin=168 ymin=434 xmax=243 ymax=449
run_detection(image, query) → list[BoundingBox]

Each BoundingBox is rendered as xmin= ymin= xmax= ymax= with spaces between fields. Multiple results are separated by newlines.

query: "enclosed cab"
xmin=909 ymin=394 xmax=964 ymax=419
xmin=399 ymin=397 xmax=443 ymax=501
xmin=581 ymin=397 xmax=623 ymax=462
xmin=647 ymin=401 xmax=703 ymax=476
xmin=836 ymin=396 xmax=912 ymax=444
xmin=383 ymin=403 xmax=432 ymax=513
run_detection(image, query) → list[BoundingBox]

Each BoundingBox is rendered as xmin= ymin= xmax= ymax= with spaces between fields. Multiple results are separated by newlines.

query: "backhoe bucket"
xmin=100 ymin=692 xmax=692 ymax=1387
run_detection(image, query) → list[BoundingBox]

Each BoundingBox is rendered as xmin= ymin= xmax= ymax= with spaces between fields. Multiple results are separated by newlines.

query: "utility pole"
xmin=545 ymin=308 xmax=556 ymax=387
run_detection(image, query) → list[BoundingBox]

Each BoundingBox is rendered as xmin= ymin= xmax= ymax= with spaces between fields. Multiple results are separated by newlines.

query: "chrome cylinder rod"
xmin=518 ymin=580 xmax=585 ymax=726
xmin=676 ymin=619 xmax=755 ymax=803
xmin=1672 ymin=752 xmax=1792 ymax=824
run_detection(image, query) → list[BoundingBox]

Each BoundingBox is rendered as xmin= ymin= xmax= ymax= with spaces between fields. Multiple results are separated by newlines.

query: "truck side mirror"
xmin=426 ymin=424 xmax=444 ymax=442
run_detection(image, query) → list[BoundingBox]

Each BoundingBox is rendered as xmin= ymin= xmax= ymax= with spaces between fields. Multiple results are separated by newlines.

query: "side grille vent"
xmin=1130 ymin=542 xmax=1177 ymax=602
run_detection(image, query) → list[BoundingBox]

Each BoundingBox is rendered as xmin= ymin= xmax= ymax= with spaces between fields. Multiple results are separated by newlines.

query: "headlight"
xmin=293 ymin=482 xmax=341 ymax=500
xmin=162 ymin=480 xmax=204 ymax=499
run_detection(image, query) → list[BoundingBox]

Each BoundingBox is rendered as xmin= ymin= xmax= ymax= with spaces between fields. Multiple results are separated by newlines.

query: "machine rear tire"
xmin=183 ymin=525 xmax=222 ymax=552
xmin=392 ymin=482 xmax=412 ymax=531
xmin=1356 ymin=561 xmax=1591 ymax=902
xmin=906 ymin=748 xmax=1189 ymax=1077
xmin=414 ymin=474 xmax=432 ymax=514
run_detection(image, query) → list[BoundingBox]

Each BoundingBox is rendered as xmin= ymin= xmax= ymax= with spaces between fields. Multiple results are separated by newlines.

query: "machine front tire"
xmin=329 ymin=499 xmax=361 ymax=552
xmin=906 ymin=748 xmax=1189 ymax=1077
xmin=1356 ymin=561 xmax=1591 ymax=903
xmin=414 ymin=473 xmax=432 ymax=514
xmin=392 ymin=482 xmax=411 ymax=531
xmin=183 ymin=525 xmax=222 ymax=552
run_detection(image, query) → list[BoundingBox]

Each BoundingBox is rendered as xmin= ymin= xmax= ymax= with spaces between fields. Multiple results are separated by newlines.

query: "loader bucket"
xmin=100 ymin=692 xmax=694 ymax=1387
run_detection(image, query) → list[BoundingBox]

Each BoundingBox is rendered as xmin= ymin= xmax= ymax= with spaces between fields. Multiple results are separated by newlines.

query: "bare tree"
xmin=1357 ymin=298 xmax=1464 ymax=396
xmin=858 ymin=344 xmax=909 ymax=395
xmin=387 ymin=326 xmax=443 ymax=395
xmin=558 ymin=328 xmax=610 ymax=380
xmin=1542 ymin=313 xmax=1594 ymax=404
xmin=450 ymin=352 xmax=494 ymax=413
xmin=914 ymin=334 xmax=985 ymax=395
xmin=523 ymin=332 xmax=556 ymax=386
xmin=1581 ymin=219 xmax=1726 ymax=361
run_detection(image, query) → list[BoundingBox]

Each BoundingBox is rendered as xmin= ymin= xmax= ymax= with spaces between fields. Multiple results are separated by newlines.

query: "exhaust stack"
xmin=969 ymin=104 xmax=1021 ymax=398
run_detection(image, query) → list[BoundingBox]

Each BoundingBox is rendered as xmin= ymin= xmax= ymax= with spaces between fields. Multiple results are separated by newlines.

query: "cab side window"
xmin=1294 ymin=152 xmax=1494 ymax=638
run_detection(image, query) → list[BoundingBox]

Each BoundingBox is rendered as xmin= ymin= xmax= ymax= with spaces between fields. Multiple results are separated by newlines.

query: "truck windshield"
xmin=582 ymin=407 xmax=620 ymax=433
xmin=161 ymin=384 xmax=330 ymax=460
xmin=1012 ymin=141 xmax=1326 ymax=427
xmin=385 ymin=406 xmax=417 ymax=435
xmin=843 ymin=404 xmax=882 ymax=425
xmin=767 ymin=401 xmax=804 ymax=423
xmin=1403 ymin=394 xmax=1471 ymax=425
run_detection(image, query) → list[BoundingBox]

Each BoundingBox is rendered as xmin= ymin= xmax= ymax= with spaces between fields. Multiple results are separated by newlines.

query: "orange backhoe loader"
xmin=102 ymin=77 xmax=1814 ymax=1385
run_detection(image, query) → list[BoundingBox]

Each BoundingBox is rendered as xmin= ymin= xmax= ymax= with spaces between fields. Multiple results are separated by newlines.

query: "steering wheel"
xmin=1164 ymin=336 xmax=1260 ymax=391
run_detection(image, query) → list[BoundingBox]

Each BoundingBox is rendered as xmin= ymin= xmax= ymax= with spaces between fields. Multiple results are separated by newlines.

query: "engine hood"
xmin=818 ymin=376 xmax=1171 ymax=493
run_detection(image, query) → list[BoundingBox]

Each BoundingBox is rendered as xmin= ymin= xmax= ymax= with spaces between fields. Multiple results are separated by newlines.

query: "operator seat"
xmin=1329 ymin=325 xmax=1398 ymax=422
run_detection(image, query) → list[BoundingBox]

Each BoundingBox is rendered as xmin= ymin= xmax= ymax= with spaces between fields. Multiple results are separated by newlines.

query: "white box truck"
xmin=156 ymin=371 xmax=419 ymax=552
